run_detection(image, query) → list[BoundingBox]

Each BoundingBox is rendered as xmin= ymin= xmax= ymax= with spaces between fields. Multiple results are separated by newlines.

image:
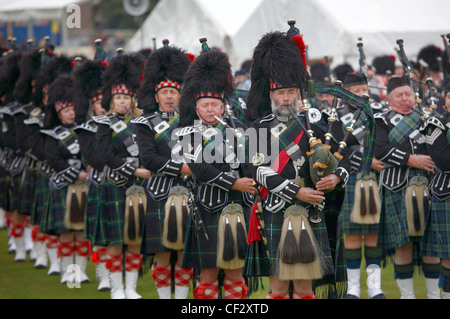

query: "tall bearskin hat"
xmin=32 ymin=55 xmax=73 ymax=107
xmin=138 ymin=44 xmax=191 ymax=113
xmin=13 ymin=49 xmax=42 ymax=104
xmin=100 ymin=53 xmax=144 ymax=111
xmin=0 ymin=52 xmax=23 ymax=104
xmin=178 ymin=47 xmax=233 ymax=127
xmin=73 ymin=59 xmax=108 ymax=123
xmin=245 ymin=31 xmax=308 ymax=122
xmin=372 ymin=55 xmax=395 ymax=75
xmin=417 ymin=44 xmax=442 ymax=72
xmin=44 ymin=74 xmax=76 ymax=129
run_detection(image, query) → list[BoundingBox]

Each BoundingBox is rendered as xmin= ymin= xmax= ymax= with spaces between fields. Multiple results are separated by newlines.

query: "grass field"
xmin=0 ymin=228 xmax=430 ymax=299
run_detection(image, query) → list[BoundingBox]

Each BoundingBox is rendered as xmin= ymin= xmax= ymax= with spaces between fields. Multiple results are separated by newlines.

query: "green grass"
xmin=0 ymin=229 xmax=429 ymax=299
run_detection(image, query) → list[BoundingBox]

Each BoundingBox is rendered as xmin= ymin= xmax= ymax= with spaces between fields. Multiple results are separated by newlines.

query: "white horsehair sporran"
xmin=124 ymin=185 xmax=146 ymax=245
xmin=65 ymin=180 xmax=88 ymax=231
xmin=161 ymin=185 xmax=190 ymax=250
xmin=350 ymin=171 xmax=381 ymax=224
xmin=217 ymin=202 xmax=247 ymax=270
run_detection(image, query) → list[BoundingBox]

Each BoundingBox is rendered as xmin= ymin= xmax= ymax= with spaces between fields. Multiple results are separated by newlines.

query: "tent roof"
xmin=127 ymin=0 xmax=450 ymax=69
xmin=0 ymin=0 xmax=88 ymax=21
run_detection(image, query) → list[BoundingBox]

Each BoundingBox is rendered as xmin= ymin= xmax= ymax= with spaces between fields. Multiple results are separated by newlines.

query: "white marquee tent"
xmin=127 ymin=0 xmax=450 ymax=71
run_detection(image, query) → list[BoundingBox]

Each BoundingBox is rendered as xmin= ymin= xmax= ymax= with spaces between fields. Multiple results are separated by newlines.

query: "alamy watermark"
xmin=66 ymin=4 xmax=81 ymax=29
xmin=65 ymin=264 xmax=82 ymax=289
xmin=170 ymin=123 xmax=282 ymax=167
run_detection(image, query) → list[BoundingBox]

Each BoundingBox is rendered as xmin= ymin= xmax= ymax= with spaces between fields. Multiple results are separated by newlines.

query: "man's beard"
xmin=271 ymin=98 xmax=299 ymax=120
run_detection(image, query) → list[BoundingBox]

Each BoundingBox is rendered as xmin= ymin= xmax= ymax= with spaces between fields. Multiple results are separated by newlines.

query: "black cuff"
xmin=209 ymin=172 xmax=237 ymax=191
xmin=160 ymin=160 xmax=183 ymax=177
xmin=114 ymin=162 xmax=137 ymax=180
xmin=276 ymin=181 xmax=301 ymax=203
xmin=333 ymin=167 xmax=350 ymax=187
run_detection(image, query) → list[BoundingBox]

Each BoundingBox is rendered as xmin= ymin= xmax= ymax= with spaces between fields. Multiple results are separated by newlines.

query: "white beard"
xmin=271 ymin=98 xmax=299 ymax=122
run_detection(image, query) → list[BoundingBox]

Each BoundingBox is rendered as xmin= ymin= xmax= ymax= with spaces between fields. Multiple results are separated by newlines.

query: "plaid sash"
xmin=228 ymin=89 xmax=248 ymax=124
xmin=387 ymin=111 xmax=422 ymax=147
xmin=202 ymin=121 xmax=226 ymax=150
xmin=270 ymin=116 xmax=304 ymax=154
xmin=56 ymin=127 xmax=78 ymax=154
xmin=154 ymin=113 xmax=179 ymax=148
xmin=110 ymin=114 xmax=136 ymax=151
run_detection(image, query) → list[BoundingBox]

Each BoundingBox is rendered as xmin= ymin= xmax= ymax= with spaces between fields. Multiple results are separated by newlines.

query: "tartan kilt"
xmin=40 ymin=184 xmax=70 ymax=236
xmin=244 ymin=201 xmax=334 ymax=279
xmin=83 ymin=184 xmax=102 ymax=242
xmin=30 ymin=174 xmax=50 ymax=226
xmin=140 ymin=179 xmax=190 ymax=256
xmin=314 ymin=193 xmax=348 ymax=299
xmin=181 ymin=190 xmax=251 ymax=269
xmin=421 ymin=195 xmax=450 ymax=259
xmin=6 ymin=174 xmax=22 ymax=211
xmin=0 ymin=167 xmax=8 ymax=208
xmin=377 ymin=186 xmax=423 ymax=265
xmin=339 ymin=174 xmax=381 ymax=234
xmin=17 ymin=168 xmax=36 ymax=216
xmin=92 ymin=177 xmax=142 ymax=247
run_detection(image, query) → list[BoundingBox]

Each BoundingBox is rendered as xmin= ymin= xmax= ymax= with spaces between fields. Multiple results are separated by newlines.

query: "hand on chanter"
xmin=295 ymin=187 xmax=325 ymax=206
xmin=315 ymin=174 xmax=341 ymax=191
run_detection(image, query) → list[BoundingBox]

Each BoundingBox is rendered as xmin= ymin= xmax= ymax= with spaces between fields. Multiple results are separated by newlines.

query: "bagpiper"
xmin=28 ymin=52 xmax=73 ymax=276
xmin=40 ymin=73 xmax=92 ymax=285
xmin=375 ymin=75 xmax=440 ymax=299
xmin=245 ymin=31 xmax=334 ymax=299
xmin=133 ymin=41 xmax=193 ymax=299
xmin=334 ymin=71 xmax=386 ymax=299
xmin=72 ymin=51 xmax=110 ymax=292
xmin=92 ymin=52 xmax=150 ymax=299
xmin=420 ymin=82 xmax=450 ymax=299
xmin=175 ymin=41 xmax=254 ymax=299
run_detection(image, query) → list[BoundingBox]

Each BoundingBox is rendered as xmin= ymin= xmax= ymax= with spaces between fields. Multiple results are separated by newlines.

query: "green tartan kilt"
xmin=83 ymin=184 xmax=103 ymax=242
xmin=0 ymin=167 xmax=8 ymax=208
xmin=377 ymin=186 xmax=423 ymax=265
xmin=421 ymin=195 xmax=450 ymax=259
xmin=181 ymin=190 xmax=251 ymax=269
xmin=314 ymin=193 xmax=347 ymax=299
xmin=30 ymin=174 xmax=50 ymax=226
xmin=17 ymin=168 xmax=36 ymax=216
xmin=140 ymin=196 xmax=172 ymax=255
xmin=92 ymin=177 xmax=142 ymax=247
xmin=40 ymin=184 xmax=70 ymax=236
xmin=244 ymin=202 xmax=334 ymax=279
xmin=6 ymin=174 xmax=22 ymax=212
xmin=339 ymin=174 xmax=381 ymax=234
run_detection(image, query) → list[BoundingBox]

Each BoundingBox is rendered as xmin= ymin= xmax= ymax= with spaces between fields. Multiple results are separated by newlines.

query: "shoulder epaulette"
xmin=130 ymin=116 xmax=152 ymax=129
xmin=40 ymin=128 xmax=59 ymax=140
xmin=74 ymin=119 xmax=98 ymax=133
xmin=92 ymin=114 xmax=112 ymax=126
